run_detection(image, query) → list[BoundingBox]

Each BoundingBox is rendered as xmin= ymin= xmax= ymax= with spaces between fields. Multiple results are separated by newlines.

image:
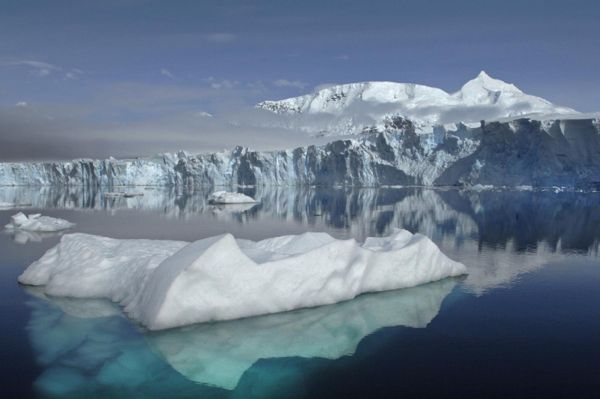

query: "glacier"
xmin=18 ymin=229 xmax=466 ymax=330
xmin=1 ymin=117 xmax=599 ymax=189
xmin=1 ymin=71 xmax=598 ymax=189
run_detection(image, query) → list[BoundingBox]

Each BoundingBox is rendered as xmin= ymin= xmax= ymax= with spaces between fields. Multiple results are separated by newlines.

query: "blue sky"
xmin=1 ymin=0 xmax=599 ymax=159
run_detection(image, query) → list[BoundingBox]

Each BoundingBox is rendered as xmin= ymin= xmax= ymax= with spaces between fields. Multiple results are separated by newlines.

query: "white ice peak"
xmin=454 ymin=70 xmax=525 ymax=105
xmin=256 ymin=71 xmax=578 ymax=135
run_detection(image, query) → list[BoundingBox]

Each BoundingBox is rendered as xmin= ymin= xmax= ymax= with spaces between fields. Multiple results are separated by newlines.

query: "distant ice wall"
xmin=1 ymin=118 xmax=599 ymax=189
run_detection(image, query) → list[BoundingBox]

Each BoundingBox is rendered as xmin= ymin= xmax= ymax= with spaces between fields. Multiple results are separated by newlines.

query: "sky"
xmin=0 ymin=0 xmax=599 ymax=160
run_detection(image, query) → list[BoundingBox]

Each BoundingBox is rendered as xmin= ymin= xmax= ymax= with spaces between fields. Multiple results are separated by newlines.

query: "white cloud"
xmin=160 ymin=68 xmax=175 ymax=80
xmin=15 ymin=101 xmax=28 ymax=107
xmin=0 ymin=60 xmax=60 ymax=76
xmin=205 ymin=76 xmax=239 ymax=90
xmin=65 ymin=69 xmax=84 ymax=80
xmin=335 ymin=54 xmax=350 ymax=61
xmin=0 ymin=58 xmax=83 ymax=79
xmin=273 ymin=79 xmax=307 ymax=90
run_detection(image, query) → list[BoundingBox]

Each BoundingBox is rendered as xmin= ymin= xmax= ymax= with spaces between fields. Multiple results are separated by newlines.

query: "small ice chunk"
xmin=104 ymin=192 xmax=144 ymax=198
xmin=19 ymin=229 xmax=466 ymax=330
xmin=5 ymin=212 xmax=75 ymax=232
xmin=208 ymin=191 xmax=257 ymax=204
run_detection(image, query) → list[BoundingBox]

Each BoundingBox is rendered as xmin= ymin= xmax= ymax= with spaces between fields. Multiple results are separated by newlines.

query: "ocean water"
xmin=1 ymin=186 xmax=599 ymax=398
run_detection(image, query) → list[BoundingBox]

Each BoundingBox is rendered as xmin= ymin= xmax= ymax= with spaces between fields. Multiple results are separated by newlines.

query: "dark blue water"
xmin=1 ymin=187 xmax=599 ymax=398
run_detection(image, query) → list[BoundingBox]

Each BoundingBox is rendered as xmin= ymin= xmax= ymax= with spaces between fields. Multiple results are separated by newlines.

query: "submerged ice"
xmin=19 ymin=229 xmax=466 ymax=330
xmin=24 ymin=277 xmax=457 ymax=395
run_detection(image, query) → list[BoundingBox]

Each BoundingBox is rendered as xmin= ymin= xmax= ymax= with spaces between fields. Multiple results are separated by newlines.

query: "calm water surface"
xmin=1 ymin=186 xmax=600 ymax=398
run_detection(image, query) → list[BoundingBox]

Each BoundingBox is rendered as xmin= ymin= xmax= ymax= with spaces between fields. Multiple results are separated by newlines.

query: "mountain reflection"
xmin=24 ymin=279 xmax=457 ymax=397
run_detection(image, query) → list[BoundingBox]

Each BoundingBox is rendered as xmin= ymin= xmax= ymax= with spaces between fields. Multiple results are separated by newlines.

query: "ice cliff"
xmin=1 ymin=117 xmax=599 ymax=189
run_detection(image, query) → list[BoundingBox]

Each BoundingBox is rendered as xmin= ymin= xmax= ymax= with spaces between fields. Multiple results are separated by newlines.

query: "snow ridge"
xmin=257 ymin=71 xmax=578 ymax=136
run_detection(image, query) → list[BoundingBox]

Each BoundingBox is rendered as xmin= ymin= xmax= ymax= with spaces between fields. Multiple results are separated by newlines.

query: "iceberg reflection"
xmin=24 ymin=278 xmax=458 ymax=396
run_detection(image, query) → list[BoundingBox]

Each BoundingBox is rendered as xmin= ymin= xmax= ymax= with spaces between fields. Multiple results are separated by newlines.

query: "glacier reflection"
xmin=24 ymin=279 xmax=457 ymax=396
xmin=1 ymin=186 xmax=599 ymax=253
xmin=8 ymin=185 xmax=599 ymax=295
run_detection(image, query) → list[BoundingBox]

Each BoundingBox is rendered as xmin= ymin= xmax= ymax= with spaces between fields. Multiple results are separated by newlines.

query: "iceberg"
xmin=18 ymin=229 xmax=466 ymax=330
xmin=208 ymin=191 xmax=257 ymax=204
xmin=5 ymin=212 xmax=75 ymax=232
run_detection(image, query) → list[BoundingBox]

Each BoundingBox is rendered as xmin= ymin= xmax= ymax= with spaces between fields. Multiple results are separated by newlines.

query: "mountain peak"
xmin=455 ymin=71 xmax=523 ymax=105
xmin=477 ymin=70 xmax=492 ymax=80
xmin=256 ymin=72 xmax=578 ymax=136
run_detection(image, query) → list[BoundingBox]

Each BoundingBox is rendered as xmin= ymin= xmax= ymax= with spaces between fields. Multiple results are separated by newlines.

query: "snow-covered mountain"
xmin=256 ymin=71 xmax=578 ymax=136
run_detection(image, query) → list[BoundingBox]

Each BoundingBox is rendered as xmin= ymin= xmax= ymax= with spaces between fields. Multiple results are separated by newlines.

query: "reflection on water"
xmin=2 ymin=186 xmax=600 ymax=248
xmin=24 ymin=288 xmax=224 ymax=399
xmin=4 ymin=229 xmax=67 ymax=245
xmin=4 ymin=186 xmax=599 ymax=294
xmin=148 ymin=278 xmax=458 ymax=390
xmin=5 ymin=185 xmax=600 ymax=398
xmin=24 ymin=279 xmax=457 ymax=397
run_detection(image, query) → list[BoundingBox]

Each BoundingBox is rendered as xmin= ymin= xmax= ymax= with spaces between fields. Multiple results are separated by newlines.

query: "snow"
xmin=18 ymin=229 xmax=466 ymax=330
xmin=208 ymin=191 xmax=257 ymax=204
xmin=5 ymin=212 xmax=75 ymax=232
xmin=256 ymin=71 xmax=578 ymax=136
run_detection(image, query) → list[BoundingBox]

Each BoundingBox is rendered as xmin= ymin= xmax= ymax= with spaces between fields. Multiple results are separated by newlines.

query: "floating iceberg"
xmin=19 ymin=229 xmax=466 ymax=330
xmin=208 ymin=191 xmax=257 ymax=204
xmin=5 ymin=212 xmax=75 ymax=232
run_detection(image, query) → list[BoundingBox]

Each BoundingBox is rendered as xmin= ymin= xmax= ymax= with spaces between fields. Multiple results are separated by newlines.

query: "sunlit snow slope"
xmin=257 ymin=71 xmax=578 ymax=135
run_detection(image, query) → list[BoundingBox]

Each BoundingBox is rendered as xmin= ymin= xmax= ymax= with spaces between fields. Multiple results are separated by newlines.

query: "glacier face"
xmin=1 ymin=117 xmax=599 ymax=189
xmin=256 ymin=71 xmax=578 ymax=136
xmin=0 ymin=119 xmax=478 ymax=187
xmin=435 ymin=119 xmax=600 ymax=188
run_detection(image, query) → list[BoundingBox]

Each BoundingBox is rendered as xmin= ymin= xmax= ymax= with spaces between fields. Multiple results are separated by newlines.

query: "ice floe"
xmin=19 ymin=229 xmax=466 ymax=330
xmin=208 ymin=191 xmax=257 ymax=204
xmin=5 ymin=212 xmax=75 ymax=232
